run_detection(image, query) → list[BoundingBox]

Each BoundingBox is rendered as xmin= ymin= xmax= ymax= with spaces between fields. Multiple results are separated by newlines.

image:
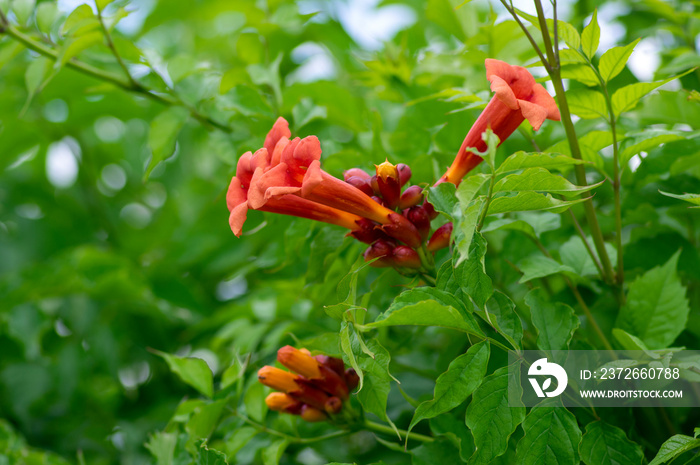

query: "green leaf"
xmin=151 ymin=349 xmax=214 ymax=398
xmin=426 ymin=0 xmax=465 ymax=42
xmin=195 ymin=440 xmax=228 ymax=465
xmin=561 ymin=64 xmax=599 ymax=87
xmin=325 ymin=257 xmax=374 ymax=319
xmin=243 ymin=378 xmax=267 ymax=423
xmin=487 ymin=192 xmax=587 ymax=215
xmin=96 ymin=0 xmax=115 ymax=12
xmin=340 ymin=322 xmax=363 ymax=391
xmin=615 ymin=250 xmax=689 ymax=348
xmin=11 ymin=0 xmax=35 ymax=25
xmin=146 ymin=107 xmax=189 ymax=178
xmin=428 ymin=182 xmax=459 ymax=220
xmin=514 ymin=398 xmax=581 ymax=465
xmin=581 ymin=10 xmax=600 ymax=59
xmin=579 ymin=420 xmax=645 ymax=465
xmin=365 ymin=287 xmax=483 ymax=336
xmin=559 ymin=236 xmax=616 ymax=278
xmin=598 ymin=39 xmax=641 ymax=82
xmin=496 ymin=152 xmax=586 ymax=174
xmin=262 ymin=439 xmax=288 ymax=465
xmin=293 ymin=98 xmax=327 ymax=129
xmin=36 ymin=2 xmax=58 ymax=34
xmin=493 ymin=167 xmax=605 ymax=198
xmin=455 ymin=233 xmax=493 ymax=308
xmin=612 ymin=70 xmax=693 ymax=117
xmin=24 ymin=56 xmax=51 ymax=99
xmin=412 ymin=437 xmax=463 ymax=465
xmin=649 ymin=435 xmax=700 ymax=465
xmin=355 ymin=339 xmax=399 ymax=438
xmin=186 ymin=400 xmax=227 ymax=441
xmin=518 ymin=255 xmax=576 ymax=284
xmin=61 ymin=4 xmax=97 ymax=35
xmin=513 ymin=10 xmax=579 ymax=50
xmin=620 ymin=132 xmax=686 ymax=168
xmin=482 ymin=212 xmax=561 ymax=240
xmin=526 ymin=288 xmax=579 ymax=351
xmin=146 ymin=432 xmax=178 ymax=465
xmin=247 ymin=54 xmax=282 ymax=106
xmin=611 ymin=328 xmax=660 ymax=358
xmin=408 ymin=341 xmax=490 ymax=433
xmin=567 ymin=89 xmax=607 ymax=119
xmin=465 ymin=364 xmax=525 ymax=465
xmin=659 ymin=191 xmax=700 ymax=207
xmin=479 ymin=291 xmax=522 ymax=350
xmin=57 ymin=31 xmax=103 ymax=67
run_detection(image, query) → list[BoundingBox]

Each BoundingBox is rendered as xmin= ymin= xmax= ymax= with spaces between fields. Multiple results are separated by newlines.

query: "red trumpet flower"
xmin=437 ymin=59 xmax=560 ymax=185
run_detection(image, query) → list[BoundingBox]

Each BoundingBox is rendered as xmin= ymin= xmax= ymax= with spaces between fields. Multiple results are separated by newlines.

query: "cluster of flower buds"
xmin=342 ymin=161 xmax=454 ymax=272
xmin=227 ymin=59 xmax=560 ymax=275
xmin=258 ymin=346 xmax=359 ymax=423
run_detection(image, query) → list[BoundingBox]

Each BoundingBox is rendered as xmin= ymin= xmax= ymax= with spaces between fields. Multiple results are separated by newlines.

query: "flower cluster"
xmin=226 ymin=59 xmax=559 ymax=272
xmin=258 ymin=346 xmax=358 ymax=422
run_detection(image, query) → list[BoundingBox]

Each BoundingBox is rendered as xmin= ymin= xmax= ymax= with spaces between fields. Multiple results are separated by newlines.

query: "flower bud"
xmin=375 ymin=160 xmax=401 ymax=209
xmin=345 ymin=176 xmax=374 ymax=196
xmin=392 ymin=246 xmax=422 ymax=269
xmin=371 ymin=195 xmax=385 ymax=206
xmin=370 ymin=175 xmax=380 ymax=196
xmin=301 ymin=405 xmax=327 ymax=422
xmin=324 ymin=396 xmax=343 ymax=414
xmin=423 ymin=201 xmax=439 ymax=220
xmin=258 ymin=366 xmax=300 ymax=393
xmin=405 ymin=206 xmax=430 ymax=241
xmin=343 ymin=168 xmax=371 ymax=181
xmin=277 ymin=345 xmax=322 ymax=379
xmin=348 ymin=218 xmax=388 ymax=244
xmin=265 ymin=392 xmax=302 ymax=414
xmin=288 ymin=378 xmax=331 ymax=410
xmin=397 ymin=163 xmax=411 ymax=186
xmin=315 ymin=355 xmax=346 ymax=378
xmin=364 ymin=240 xmax=394 ymax=267
xmin=399 ymin=185 xmax=424 ymax=209
xmin=381 ymin=213 xmax=422 ymax=248
xmin=427 ymin=222 xmax=453 ymax=252
xmin=344 ymin=368 xmax=359 ymax=391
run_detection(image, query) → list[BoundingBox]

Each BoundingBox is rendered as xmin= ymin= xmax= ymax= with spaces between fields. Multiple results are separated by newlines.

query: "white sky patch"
xmin=597 ymin=2 xmax=628 ymax=53
xmin=628 ymin=38 xmax=661 ymax=82
xmin=46 ymin=139 xmax=79 ymax=189
xmin=289 ymin=42 xmax=337 ymax=83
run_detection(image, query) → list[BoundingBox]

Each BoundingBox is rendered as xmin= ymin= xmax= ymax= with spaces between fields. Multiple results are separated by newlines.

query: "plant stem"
xmin=235 ymin=412 xmax=352 ymax=444
xmin=476 ymin=171 xmax=496 ymax=231
xmin=567 ymin=209 xmax=605 ymax=278
xmin=97 ymin=5 xmax=139 ymax=89
xmin=0 ymin=17 xmax=232 ymax=133
xmin=363 ymin=420 xmax=434 ymax=443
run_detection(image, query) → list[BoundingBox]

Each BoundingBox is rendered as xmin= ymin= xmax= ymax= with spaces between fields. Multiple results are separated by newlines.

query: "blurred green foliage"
xmin=0 ymin=0 xmax=699 ymax=464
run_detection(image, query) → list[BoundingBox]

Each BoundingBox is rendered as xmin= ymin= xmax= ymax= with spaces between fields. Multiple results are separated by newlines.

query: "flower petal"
xmin=229 ymin=202 xmax=249 ymax=237
xmin=264 ymin=117 xmax=291 ymax=155
xmin=529 ymin=83 xmax=561 ymax=121
xmin=518 ymin=99 xmax=549 ymax=130
xmin=489 ymin=75 xmax=519 ymax=110
xmin=301 ymin=159 xmax=324 ymax=197
xmin=227 ymin=177 xmax=247 ymax=212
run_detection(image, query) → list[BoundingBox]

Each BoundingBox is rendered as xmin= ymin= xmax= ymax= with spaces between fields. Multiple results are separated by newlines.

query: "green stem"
xmin=363 ymin=420 xmax=434 ymax=443
xmin=97 ymin=4 xmax=138 ymax=89
xmin=0 ymin=17 xmax=232 ymax=133
xmin=476 ymin=171 xmax=496 ymax=232
xmin=235 ymin=412 xmax=352 ymax=444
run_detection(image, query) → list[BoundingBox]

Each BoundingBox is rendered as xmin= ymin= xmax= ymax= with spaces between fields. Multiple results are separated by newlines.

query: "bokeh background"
xmin=1 ymin=0 xmax=699 ymax=463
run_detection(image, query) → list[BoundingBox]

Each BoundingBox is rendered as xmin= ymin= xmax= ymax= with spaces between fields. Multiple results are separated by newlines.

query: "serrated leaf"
xmin=11 ymin=0 xmax=35 ymax=25
xmin=649 ymin=435 xmax=700 ymax=465
xmin=365 ymin=287 xmax=483 ymax=336
xmin=559 ymin=48 xmax=587 ymax=65
xmin=526 ymin=288 xmax=579 ymax=351
xmin=659 ymin=191 xmax=700 ymax=206
xmin=493 ymin=167 xmax=604 ymax=198
xmin=355 ymin=339 xmax=399 ymax=438
xmin=567 ymin=89 xmax=608 ymax=119
xmin=479 ymin=291 xmax=522 ymax=350
xmin=146 ymin=107 xmax=189 ymax=178
xmin=195 ymin=440 xmax=228 ymax=465
xmin=599 ymin=39 xmax=641 ymax=82
xmin=455 ymin=233 xmax=493 ymax=308
xmin=487 ymin=192 xmax=587 ymax=215
xmin=496 ymin=152 xmax=586 ymax=174
xmin=482 ymin=212 xmax=561 ymax=240
xmin=465 ymin=364 xmax=525 ymax=465
xmin=612 ymin=70 xmax=693 ymax=116
xmin=615 ymin=250 xmax=689 ymax=348
xmin=340 ymin=322 xmax=363 ymax=391
xmin=514 ymin=398 xmax=581 ymax=465
xmin=611 ymin=328 xmax=660 ymax=359
xmin=408 ymin=341 xmax=490 ymax=434
xmin=36 ymin=2 xmax=58 ymax=34
xmin=152 ymin=350 xmax=213 ymax=398
xmin=428 ymin=182 xmax=458 ymax=220
xmin=580 ymin=420 xmax=645 ymax=465
xmin=581 ymin=10 xmax=600 ymax=59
